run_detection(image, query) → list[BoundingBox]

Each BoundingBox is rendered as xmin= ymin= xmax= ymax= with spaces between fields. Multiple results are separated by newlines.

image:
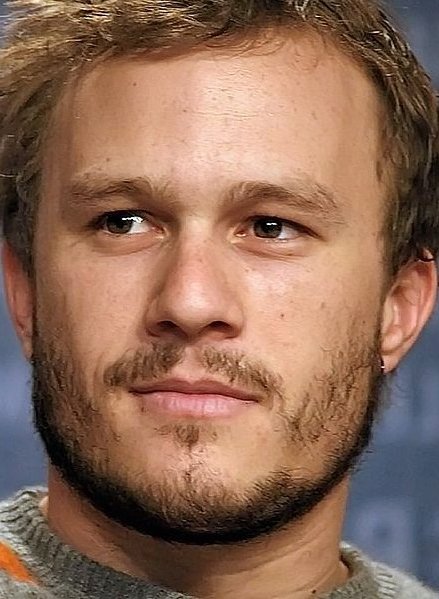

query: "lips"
xmin=129 ymin=379 xmax=259 ymax=418
xmin=130 ymin=379 xmax=258 ymax=401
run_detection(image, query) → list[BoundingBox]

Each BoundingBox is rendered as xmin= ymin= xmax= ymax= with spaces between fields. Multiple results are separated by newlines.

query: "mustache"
xmin=102 ymin=343 xmax=284 ymax=400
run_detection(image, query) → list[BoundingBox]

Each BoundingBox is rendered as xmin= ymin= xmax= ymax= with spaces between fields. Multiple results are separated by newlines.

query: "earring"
xmin=380 ymin=358 xmax=386 ymax=374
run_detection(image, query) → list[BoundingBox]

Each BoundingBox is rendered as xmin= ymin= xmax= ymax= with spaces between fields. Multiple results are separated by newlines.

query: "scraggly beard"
xmin=31 ymin=321 xmax=384 ymax=545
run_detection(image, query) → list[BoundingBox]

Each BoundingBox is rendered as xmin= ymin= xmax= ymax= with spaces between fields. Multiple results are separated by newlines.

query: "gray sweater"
xmin=0 ymin=488 xmax=437 ymax=598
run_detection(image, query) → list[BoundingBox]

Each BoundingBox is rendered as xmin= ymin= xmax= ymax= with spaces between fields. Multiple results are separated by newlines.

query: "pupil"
xmin=255 ymin=219 xmax=282 ymax=238
xmin=107 ymin=213 xmax=135 ymax=234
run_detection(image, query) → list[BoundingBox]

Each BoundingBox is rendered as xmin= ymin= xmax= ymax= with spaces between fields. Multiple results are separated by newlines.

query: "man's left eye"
xmin=251 ymin=217 xmax=301 ymax=240
xmin=98 ymin=211 xmax=151 ymax=235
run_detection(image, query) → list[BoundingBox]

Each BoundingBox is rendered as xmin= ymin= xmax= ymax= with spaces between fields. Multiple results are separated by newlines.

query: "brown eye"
xmin=101 ymin=211 xmax=149 ymax=235
xmin=252 ymin=217 xmax=299 ymax=240
xmin=253 ymin=218 xmax=283 ymax=238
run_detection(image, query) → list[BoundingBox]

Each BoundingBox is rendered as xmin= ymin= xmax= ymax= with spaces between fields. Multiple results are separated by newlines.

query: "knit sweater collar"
xmin=1 ymin=488 xmax=397 ymax=598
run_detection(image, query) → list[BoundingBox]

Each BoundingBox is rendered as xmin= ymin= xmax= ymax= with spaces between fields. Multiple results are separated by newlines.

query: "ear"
xmin=1 ymin=243 xmax=34 ymax=360
xmin=381 ymin=259 xmax=437 ymax=373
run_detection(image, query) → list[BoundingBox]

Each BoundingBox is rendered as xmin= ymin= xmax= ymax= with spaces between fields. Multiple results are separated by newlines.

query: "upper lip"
xmin=130 ymin=379 xmax=259 ymax=402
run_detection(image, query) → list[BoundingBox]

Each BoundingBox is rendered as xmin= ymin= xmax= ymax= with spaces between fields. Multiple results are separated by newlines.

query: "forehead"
xmin=43 ymin=31 xmax=382 ymax=219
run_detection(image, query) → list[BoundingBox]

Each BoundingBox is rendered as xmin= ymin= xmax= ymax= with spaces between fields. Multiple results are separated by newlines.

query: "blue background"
xmin=1 ymin=0 xmax=439 ymax=590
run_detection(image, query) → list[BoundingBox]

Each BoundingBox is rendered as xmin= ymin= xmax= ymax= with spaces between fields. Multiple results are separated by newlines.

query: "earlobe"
xmin=1 ymin=243 xmax=34 ymax=360
xmin=381 ymin=259 xmax=437 ymax=372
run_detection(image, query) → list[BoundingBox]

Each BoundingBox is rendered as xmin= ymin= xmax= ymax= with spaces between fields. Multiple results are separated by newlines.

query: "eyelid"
xmin=246 ymin=214 xmax=314 ymax=236
xmin=87 ymin=210 xmax=314 ymax=241
xmin=90 ymin=209 xmax=150 ymax=230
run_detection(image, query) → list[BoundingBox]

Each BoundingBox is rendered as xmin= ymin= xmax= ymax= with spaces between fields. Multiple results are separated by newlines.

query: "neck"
xmin=41 ymin=467 xmax=350 ymax=599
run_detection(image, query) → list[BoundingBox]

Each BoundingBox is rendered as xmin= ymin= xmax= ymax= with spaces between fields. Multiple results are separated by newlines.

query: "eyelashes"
xmin=90 ymin=210 xmax=155 ymax=236
xmin=89 ymin=210 xmax=311 ymax=241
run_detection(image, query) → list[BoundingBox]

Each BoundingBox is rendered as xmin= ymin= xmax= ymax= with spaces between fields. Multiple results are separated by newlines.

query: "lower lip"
xmin=133 ymin=391 xmax=256 ymax=418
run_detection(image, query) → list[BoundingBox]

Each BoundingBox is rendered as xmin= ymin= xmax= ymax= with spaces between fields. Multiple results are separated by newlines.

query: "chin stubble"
xmin=31 ymin=324 xmax=384 ymax=545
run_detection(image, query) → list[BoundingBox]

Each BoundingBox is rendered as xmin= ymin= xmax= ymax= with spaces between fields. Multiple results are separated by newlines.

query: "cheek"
xmin=247 ymin=259 xmax=381 ymax=334
xmin=36 ymin=254 xmax=146 ymax=370
xmin=242 ymin=259 xmax=383 ymax=388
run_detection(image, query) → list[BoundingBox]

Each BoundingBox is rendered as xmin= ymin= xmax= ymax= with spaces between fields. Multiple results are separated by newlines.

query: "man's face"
xmin=32 ymin=33 xmax=386 ymax=543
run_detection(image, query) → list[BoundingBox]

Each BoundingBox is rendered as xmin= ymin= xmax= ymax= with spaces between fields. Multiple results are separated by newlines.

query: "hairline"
xmin=38 ymin=25 xmax=393 ymax=262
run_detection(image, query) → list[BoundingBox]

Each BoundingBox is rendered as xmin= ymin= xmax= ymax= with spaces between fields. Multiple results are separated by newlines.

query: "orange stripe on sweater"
xmin=0 ymin=542 xmax=36 ymax=584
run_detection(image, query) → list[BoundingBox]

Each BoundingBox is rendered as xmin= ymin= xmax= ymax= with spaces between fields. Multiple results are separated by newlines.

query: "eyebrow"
xmin=65 ymin=173 xmax=346 ymax=225
xmin=66 ymin=175 xmax=174 ymax=210
xmin=223 ymin=180 xmax=346 ymax=226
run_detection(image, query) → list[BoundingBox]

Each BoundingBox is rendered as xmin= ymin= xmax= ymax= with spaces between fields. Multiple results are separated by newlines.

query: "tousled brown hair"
xmin=0 ymin=0 xmax=438 ymax=275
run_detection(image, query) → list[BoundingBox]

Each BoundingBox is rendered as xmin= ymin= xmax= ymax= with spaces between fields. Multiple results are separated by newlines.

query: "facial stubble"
xmin=31 ymin=321 xmax=384 ymax=545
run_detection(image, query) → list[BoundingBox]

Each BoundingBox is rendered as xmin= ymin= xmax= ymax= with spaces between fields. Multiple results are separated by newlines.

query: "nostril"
xmin=148 ymin=319 xmax=237 ymax=341
xmin=156 ymin=320 xmax=182 ymax=333
xmin=211 ymin=321 xmax=232 ymax=332
xmin=147 ymin=320 xmax=188 ymax=340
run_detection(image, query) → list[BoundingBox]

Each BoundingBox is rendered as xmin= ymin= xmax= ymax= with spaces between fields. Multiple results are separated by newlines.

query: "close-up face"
xmin=28 ymin=32 xmax=389 ymax=542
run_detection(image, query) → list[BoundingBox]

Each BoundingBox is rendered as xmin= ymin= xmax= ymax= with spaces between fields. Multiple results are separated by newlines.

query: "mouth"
xmin=129 ymin=379 xmax=259 ymax=419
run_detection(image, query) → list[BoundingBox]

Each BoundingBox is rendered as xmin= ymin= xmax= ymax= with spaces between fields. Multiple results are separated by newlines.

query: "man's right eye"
xmin=94 ymin=211 xmax=152 ymax=235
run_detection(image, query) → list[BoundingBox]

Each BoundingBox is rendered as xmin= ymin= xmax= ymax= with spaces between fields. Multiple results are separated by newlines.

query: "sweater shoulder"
xmin=0 ymin=571 xmax=53 ymax=598
xmin=372 ymin=561 xmax=439 ymax=598
xmin=337 ymin=544 xmax=438 ymax=598
xmin=0 ymin=490 xmax=53 ymax=598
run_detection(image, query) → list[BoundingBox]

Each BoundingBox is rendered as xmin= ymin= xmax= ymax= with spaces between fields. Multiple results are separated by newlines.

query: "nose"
xmin=145 ymin=236 xmax=245 ymax=343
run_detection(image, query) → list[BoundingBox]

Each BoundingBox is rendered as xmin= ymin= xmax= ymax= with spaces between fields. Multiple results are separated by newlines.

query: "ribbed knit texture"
xmin=0 ymin=488 xmax=437 ymax=598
